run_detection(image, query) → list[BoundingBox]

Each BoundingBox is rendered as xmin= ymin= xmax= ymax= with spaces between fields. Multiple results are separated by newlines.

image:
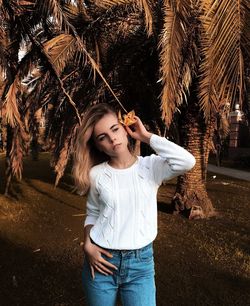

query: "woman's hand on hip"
xmin=125 ymin=116 xmax=152 ymax=144
xmin=83 ymin=242 xmax=117 ymax=279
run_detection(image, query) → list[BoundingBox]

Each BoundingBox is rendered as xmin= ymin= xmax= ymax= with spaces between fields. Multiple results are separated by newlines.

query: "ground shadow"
xmin=157 ymin=201 xmax=174 ymax=214
xmin=0 ymin=236 xmax=85 ymax=306
xmin=23 ymin=179 xmax=82 ymax=212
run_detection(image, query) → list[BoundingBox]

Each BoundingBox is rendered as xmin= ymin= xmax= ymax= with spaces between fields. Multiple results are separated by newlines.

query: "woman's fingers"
xmin=133 ymin=115 xmax=141 ymax=123
xmin=95 ymin=265 xmax=108 ymax=276
xmin=89 ymin=259 xmax=117 ymax=277
xmin=91 ymin=261 xmax=111 ymax=276
xmin=125 ymin=124 xmax=138 ymax=137
xmin=99 ymin=257 xmax=118 ymax=271
xmin=95 ymin=262 xmax=113 ymax=275
xmin=125 ymin=116 xmax=145 ymax=134
xmin=87 ymin=246 xmax=118 ymax=276
xmin=98 ymin=249 xmax=118 ymax=270
xmin=100 ymin=249 xmax=113 ymax=258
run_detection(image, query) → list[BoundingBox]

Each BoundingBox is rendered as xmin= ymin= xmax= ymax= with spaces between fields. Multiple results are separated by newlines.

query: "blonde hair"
xmin=73 ymin=103 xmax=118 ymax=194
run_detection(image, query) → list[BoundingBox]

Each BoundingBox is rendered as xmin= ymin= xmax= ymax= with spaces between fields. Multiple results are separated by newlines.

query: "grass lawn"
xmin=0 ymin=153 xmax=250 ymax=306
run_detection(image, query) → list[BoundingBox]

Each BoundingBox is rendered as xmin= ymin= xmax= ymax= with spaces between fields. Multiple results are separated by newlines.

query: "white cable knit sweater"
xmin=84 ymin=134 xmax=196 ymax=250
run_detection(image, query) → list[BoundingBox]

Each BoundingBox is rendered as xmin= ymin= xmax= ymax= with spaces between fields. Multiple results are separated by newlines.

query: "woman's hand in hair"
xmin=125 ymin=116 xmax=153 ymax=144
xmin=83 ymin=242 xmax=118 ymax=279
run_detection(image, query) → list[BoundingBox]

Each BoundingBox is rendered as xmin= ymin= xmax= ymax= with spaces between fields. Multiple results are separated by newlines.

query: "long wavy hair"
xmin=72 ymin=103 xmax=134 ymax=195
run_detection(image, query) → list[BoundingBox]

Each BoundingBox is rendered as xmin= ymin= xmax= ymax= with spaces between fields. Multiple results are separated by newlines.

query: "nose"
xmin=109 ymin=134 xmax=116 ymax=143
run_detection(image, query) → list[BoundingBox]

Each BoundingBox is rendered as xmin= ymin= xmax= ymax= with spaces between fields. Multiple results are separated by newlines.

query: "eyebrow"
xmin=95 ymin=124 xmax=119 ymax=139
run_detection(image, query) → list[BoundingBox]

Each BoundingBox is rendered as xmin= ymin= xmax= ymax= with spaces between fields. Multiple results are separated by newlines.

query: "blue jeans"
xmin=82 ymin=243 xmax=156 ymax=306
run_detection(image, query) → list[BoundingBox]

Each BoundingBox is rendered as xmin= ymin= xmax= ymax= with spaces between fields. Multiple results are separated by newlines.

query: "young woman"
xmin=73 ymin=103 xmax=196 ymax=306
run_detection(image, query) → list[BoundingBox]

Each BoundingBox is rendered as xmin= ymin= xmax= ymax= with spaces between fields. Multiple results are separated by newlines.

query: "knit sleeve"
xmin=149 ymin=134 xmax=196 ymax=185
xmin=84 ymin=168 xmax=100 ymax=227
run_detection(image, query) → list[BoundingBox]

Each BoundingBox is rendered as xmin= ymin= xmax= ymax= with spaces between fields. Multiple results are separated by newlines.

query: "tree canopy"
xmin=0 ymin=0 xmax=250 ymax=216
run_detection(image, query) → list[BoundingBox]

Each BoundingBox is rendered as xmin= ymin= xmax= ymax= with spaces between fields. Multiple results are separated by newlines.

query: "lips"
xmin=113 ymin=143 xmax=121 ymax=150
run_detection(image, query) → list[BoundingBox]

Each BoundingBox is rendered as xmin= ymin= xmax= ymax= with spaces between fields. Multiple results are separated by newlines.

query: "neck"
xmin=108 ymin=153 xmax=137 ymax=169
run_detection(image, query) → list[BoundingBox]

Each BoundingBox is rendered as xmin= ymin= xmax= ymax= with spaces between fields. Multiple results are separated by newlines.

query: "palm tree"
xmin=0 ymin=0 xmax=31 ymax=193
xmin=0 ymin=0 xmax=162 ymax=190
xmin=0 ymin=0 xmax=249 ymax=219
xmin=158 ymin=0 xmax=250 ymax=217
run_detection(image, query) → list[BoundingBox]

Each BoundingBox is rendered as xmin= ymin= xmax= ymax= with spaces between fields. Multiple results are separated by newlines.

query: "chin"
xmin=113 ymin=146 xmax=126 ymax=154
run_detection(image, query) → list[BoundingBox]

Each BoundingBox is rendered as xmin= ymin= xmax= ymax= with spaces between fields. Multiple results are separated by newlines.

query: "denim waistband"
xmin=91 ymin=240 xmax=153 ymax=256
xmin=107 ymin=242 xmax=152 ymax=254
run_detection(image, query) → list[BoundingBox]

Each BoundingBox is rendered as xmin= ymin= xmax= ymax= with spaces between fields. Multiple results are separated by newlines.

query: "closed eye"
xmin=97 ymin=135 xmax=106 ymax=141
xmin=112 ymin=127 xmax=119 ymax=132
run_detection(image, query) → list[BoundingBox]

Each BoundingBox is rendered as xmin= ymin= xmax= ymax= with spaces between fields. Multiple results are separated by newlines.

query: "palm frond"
xmin=43 ymin=34 xmax=78 ymax=75
xmin=90 ymin=0 xmax=154 ymax=36
xmin=35 ymin=0 xmax=72 ymax=33
xmin=54 ymin=135 xmax=71 ymax=187
xmin=199 ymin=0 xmax=247 ymax=120
xmin=24 ymin=71 xmax=51 ymax=114
xmin=91 ymin=0 xmax=130 ymax=9
xmin=4 ymin=0 xmax=35 ymax=16
xmin=242 ymin=0 xmax=250 ymax=60
xmin=134 ymin=0 xmax=153 ymax=36
xmin=21 ymin=29 xmax=82 ymax=123
xmin=0 ymin=28 xmax=8 ymax=74
xmin=76 ymin=39 xmax=127 ymax=112
xmin=63 ymin=2 xmax=91 ymax=24
xmin=4 ymin=79 xmax=22 ymax=127
xmin=10 ymin=126 xmax=29 ymax=180
xmin=159 ymin=0 xmax=194 ymax=127
xmin=37 ymin=0 xmax=63 ymax=26
xmin=38 ymin=22 xmax=125 ymax=114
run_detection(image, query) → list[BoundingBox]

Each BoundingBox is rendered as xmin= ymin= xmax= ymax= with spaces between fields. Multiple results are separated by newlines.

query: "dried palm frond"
xmin=43 ymin=34 xmax=78 ymax=75
xmin=89 ymin=0 xmax=154 ymax=36
xmin=199 ymin=0 xmax=248 ymax=120
xmin=90 ymin=0 xmax=130 ymax=9
xmin=4 ymin=0 xmax=35 ymax=16
xmin=88 ymin=6 xmax=141 ymax=45
xmin=35 ymin=20 xmax=125 ymax=114
xmin=159 ymin=0 xmax=195 ymax=127
xmin=63 ymin=1 xmax=92 ymax=24
xmin=135 ymin=0 xmax=153 ymax=36
xmin=0 ymin=20 xmax=8 ymax=71
xmin=54 ymin=135 xmax=71 ymax=187
xmin=19 ymin=51 xmax=41 ymax=83
xmin=24 ymin=71 xmax=51 ymax=114
xmin=21 ymin=31 xmax=82 ymax=123
xmin=10 ymin=126 xmax=30 ymax=180
xmin=52 ymin=108 xmax=80 ymax=186
xmin=0 ymin=53 xmax=7 ymax=77
xmin=241 ymin=1 xmax=250 ymax=59
xmin=4 ymin=79 xmax=22 ymax=127
xmin=3 ymin=46 xmax=43 ymax=129
xmin=36 ymin=0 xmax=70 ymax=32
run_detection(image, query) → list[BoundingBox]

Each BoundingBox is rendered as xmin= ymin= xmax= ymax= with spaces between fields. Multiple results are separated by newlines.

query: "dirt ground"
xmin=0 ymin=153 xmax=250 ymax=306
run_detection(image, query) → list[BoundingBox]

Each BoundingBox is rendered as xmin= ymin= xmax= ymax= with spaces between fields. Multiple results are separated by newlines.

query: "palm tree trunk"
xmin=172 ymin=103 xmax=216 ymax=219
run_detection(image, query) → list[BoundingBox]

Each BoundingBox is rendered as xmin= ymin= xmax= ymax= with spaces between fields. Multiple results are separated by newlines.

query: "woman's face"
xmin=92 ymin=112 xmax=129 ymax=157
